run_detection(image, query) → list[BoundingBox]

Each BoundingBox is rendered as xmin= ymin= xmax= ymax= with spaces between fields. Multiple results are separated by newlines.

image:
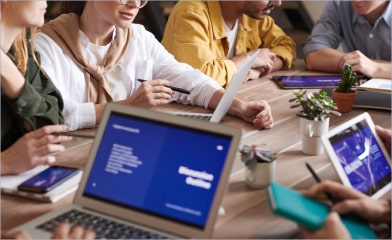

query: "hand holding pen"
xmin=137 ymin=79 xmax=190 ymax=94
xmin=305 ymin=162 xmax=337 ymax=203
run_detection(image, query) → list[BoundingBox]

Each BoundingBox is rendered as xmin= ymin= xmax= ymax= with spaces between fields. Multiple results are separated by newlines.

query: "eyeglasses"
xmin=119 ymin=0 xmax=149 ymax=9
xmin=267 ymin=1 xmax=273 ymax=9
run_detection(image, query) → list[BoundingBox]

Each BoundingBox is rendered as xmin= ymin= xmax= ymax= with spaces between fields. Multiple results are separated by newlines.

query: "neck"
xmin=79 ymin=5 xmax=115 ymax=46
xmin=0 ymin=23 xmax=21 ymax=52
xmin=219 ymin=1 xmax=241 ymax=30
xmin=364 ymin=1 xmax=389 ymax=25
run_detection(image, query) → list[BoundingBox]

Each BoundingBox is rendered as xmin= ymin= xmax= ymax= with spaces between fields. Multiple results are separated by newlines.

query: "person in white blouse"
xmin=34 ymin=0 xmax=273 ymax=131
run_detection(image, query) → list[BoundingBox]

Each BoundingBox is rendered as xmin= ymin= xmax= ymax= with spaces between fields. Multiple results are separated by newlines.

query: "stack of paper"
xmin=1 ymin=166 xmax=82 ymax=203
xmin=358 ymin=78 xmax=391 ymax=93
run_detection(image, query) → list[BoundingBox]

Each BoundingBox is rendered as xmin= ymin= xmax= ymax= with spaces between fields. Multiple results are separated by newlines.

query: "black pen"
xmin=305 ymin=162 xmax=337 ymax=203
xmin=53 ymin=132 xmax=95 ymax=139
xmin=137 ymin=79 xmax=190 ymax=94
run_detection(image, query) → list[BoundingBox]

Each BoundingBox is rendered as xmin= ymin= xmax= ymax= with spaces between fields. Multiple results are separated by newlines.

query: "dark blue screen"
xmin=279 ymin=75 xmax=341 ymax=87
xmin=329 ymin=120 xmax=391 ymax=195
xmin=84 ymin=112 xmax=232 ymax=229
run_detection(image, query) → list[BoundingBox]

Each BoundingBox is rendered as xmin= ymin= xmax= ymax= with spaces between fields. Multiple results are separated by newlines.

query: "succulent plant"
xmin=240 ymin=144 xmax=277 ymax=169
xmin=289 ymin=90 xmax=341 ymax=121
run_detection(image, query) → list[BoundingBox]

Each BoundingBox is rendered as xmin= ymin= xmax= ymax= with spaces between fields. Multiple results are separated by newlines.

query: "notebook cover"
xmin=266 ymin=182 xmax=376 ymax=239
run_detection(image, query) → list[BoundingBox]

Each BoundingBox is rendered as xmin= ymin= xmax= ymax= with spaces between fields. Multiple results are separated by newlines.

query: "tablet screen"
xmin=274 ymin=75 xmax=341 ymax=88
xmin=327 ymin=117 xmax=391 ymax=197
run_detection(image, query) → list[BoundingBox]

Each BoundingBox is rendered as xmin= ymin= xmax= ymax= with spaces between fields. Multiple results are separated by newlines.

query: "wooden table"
xmin=2 ymin=60 xmax=391 ymax=238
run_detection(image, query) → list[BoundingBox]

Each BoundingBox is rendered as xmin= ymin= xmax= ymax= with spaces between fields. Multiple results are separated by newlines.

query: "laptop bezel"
xmin=73 ymin=103 xmax=241 ymax=238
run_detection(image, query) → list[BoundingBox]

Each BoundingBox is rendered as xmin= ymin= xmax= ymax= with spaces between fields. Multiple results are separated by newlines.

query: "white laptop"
xmin=173 ymin=49 xmax=260 ymax=123
xmin=12 ymin=103 xmax=242 ymax=239
xmin=321 ymin=112 xmax=391 ymax=199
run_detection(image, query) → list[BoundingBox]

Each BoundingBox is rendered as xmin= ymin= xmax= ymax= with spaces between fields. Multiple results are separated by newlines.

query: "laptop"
xmin=12 ymin=103 xmax=242 ymax=239
xmin=172 ymin=49 xmax=260 ymax=123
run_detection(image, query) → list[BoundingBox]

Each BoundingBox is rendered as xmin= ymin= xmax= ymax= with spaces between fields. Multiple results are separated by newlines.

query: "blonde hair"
xmin=13 ymin=27 xmax=40 ymax=75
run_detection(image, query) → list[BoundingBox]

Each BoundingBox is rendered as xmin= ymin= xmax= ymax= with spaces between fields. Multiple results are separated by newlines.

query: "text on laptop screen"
xmin=328 ymin=119 xmax=391 ymax=195
xmin=83 ymin=112 xmax=233 ymax=229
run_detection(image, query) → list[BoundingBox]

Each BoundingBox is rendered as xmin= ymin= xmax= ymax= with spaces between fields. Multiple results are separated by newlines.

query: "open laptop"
xmin=12 ymin=103 xmax=242 ymax=239
xmin=173 ymin=49 xmax=260 ymax=123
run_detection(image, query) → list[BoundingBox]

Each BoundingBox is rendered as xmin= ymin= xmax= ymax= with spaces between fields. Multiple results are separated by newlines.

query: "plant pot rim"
xmin=333 ymin=89 xmax=357 ymax=94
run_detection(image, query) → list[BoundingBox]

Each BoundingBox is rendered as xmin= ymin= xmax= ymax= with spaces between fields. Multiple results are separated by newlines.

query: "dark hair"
xmin=60 ymin=1 xmax=86 ymax=16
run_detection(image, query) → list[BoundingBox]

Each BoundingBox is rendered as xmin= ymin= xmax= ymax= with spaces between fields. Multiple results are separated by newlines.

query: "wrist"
xmin=383 ymin=199 xmax=391 ymax=224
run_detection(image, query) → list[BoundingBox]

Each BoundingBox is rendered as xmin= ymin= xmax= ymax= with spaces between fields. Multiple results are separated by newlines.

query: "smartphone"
xmin=17 ymin=166 xmax=80 ymax=193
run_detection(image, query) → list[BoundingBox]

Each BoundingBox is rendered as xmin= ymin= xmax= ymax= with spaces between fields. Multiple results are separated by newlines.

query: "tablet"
xmin=272 ymin=75 xmax=341 ymax=89
xmin=321 ymin=112 xmax=391 ymax=199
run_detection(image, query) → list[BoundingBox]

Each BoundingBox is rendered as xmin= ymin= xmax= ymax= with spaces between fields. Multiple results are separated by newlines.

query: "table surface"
xmin=2 ymin=60 xmax=391 ymax=238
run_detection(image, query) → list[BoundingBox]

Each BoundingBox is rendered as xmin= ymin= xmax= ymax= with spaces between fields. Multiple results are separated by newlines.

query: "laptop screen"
xmin=83 ymin=111 xmax=233 ymax=229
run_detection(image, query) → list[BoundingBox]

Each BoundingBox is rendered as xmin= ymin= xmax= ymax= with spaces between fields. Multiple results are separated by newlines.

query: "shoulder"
xmin=172 ymin=1 xmax=208 ymax=12
xmin=170 ymin=1 xmax=212 ymax=19
xmin=130 ymin=23 xmax=157 ymax=42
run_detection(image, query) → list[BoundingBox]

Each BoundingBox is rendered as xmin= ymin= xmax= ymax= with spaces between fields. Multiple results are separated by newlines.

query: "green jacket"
xmin=1 ymin=42 xmax=64 ymax=151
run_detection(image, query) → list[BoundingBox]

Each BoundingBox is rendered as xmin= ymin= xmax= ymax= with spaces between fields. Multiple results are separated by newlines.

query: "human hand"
xmin=126 ymin=79 xmax=174 ymax=107
xmin=252 ymin=48 xmax=276 ymax=77
xmin=1 ymin=125 xmax=72 ymax=175
xmin=299 ymin=211 xmax=351 ymax=239
xmin=51 ymin=222 xmax=96 ymax=239
xmin=0 ymin=223 xmax=96 ymax=239
xmin=375 ymin=125 xmax=391 ymax=156
xmin=337 ymin=50 xmax=378 ymax=77
xmin=241 ymin=100 xmax=273 ymax=129
xmin=302 ymin=180 xmax=390 ymax=225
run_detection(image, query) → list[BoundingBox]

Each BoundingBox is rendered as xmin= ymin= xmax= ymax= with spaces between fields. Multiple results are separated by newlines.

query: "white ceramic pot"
xmin=300 ymin=118 xmax=329 ymax=155
xmin=245 ymin=161 xmax=276 ymax=189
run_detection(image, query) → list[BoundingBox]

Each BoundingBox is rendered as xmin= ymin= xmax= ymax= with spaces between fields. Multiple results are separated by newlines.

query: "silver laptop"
xmin=12 ymin=103 xmax=241 ymax=239
xmin=173 ymin=49 xmax=260 ymax=123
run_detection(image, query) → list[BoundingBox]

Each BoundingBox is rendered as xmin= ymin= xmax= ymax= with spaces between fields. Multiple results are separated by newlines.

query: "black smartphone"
xmin=17 ymin=166 xmax=79 ymax=193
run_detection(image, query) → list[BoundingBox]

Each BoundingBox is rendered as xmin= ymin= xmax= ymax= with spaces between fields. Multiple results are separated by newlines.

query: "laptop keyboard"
xmin=175 ymin=113 xmax=212 ymax=121
xmin=37 ymin=209 xmax=168 ymax=239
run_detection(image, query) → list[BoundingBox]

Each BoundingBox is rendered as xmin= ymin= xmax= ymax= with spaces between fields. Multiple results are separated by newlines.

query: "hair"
xmin=13 ymin=28 xmax=40 ymax=75
xmin=61 ymin=1 xmax=86 ymax=16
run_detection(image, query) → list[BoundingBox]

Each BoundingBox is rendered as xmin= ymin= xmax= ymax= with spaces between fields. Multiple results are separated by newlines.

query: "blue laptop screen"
xmin=328 ymin=119 xmax=391 ymax=196
xmin=83 ymin=112 xmax=233 ymax=229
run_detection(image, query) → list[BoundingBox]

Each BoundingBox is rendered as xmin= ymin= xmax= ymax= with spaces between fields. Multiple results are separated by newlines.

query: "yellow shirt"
xmin=162 ymin=1 xmax=296 ymax=87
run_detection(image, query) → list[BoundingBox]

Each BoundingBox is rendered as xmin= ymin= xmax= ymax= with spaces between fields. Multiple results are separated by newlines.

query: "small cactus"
xmin=337 ymin=64 xmax=357 ymax=93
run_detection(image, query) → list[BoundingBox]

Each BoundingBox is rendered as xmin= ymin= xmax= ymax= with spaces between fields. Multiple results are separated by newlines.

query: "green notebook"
xmin=266 ymin=182 xmax=376 ymax=239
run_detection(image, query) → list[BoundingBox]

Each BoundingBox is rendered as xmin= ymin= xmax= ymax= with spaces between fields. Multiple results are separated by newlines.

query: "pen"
xmin=137 ymin=79 xmax=190 ymax=94
xmin=53 ymin=132 xmax=95 ymax=139
xmin=305 ymin=162 xmax=337 ymax=203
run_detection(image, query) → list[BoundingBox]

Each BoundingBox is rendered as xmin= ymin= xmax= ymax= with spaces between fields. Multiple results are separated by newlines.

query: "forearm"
xmin=305 ymin=48 xmax=344 ymax=73
xmin=372 ymin=61 xmax=392 ymax=79
xmin=1 ymin=51 xmax=26 ymax=99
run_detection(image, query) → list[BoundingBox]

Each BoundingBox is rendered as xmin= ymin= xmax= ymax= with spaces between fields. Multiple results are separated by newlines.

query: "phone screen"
xmin=17 ymin=166 xmax=79 ymax=193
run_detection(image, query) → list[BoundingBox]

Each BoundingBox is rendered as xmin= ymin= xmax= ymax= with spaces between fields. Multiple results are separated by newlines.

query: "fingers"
xmin=52 ymin=223 xmax=96 ymax=239
xmin=249 ymin=101 xmax=273 ymax=129
xmin=136 ymin=79 xmax=175 ymax=106
xmin=52 ymin=222 xmax=72 ymax=239
xmin=253 ymin=109 xmax=273 ymax=129
xmin=302 ymin=180 xmax=366 ymax=201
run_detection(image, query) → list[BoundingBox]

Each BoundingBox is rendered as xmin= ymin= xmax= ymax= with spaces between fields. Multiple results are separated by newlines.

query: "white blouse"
xmin=35 ymin=24 xmax=221 ymax=130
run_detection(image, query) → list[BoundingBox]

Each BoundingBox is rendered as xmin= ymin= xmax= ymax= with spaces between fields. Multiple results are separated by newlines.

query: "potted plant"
xmin=332 ymin=64 xmax=358 ymax=113
xmin=240 ymin=144 xmax=276 ymax=189
xmin=289 ymin=90 xmax=340 ymax=155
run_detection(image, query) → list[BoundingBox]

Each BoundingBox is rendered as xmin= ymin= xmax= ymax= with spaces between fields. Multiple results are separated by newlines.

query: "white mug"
xmin=245 ymin=161 xmax=276 ymax=189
